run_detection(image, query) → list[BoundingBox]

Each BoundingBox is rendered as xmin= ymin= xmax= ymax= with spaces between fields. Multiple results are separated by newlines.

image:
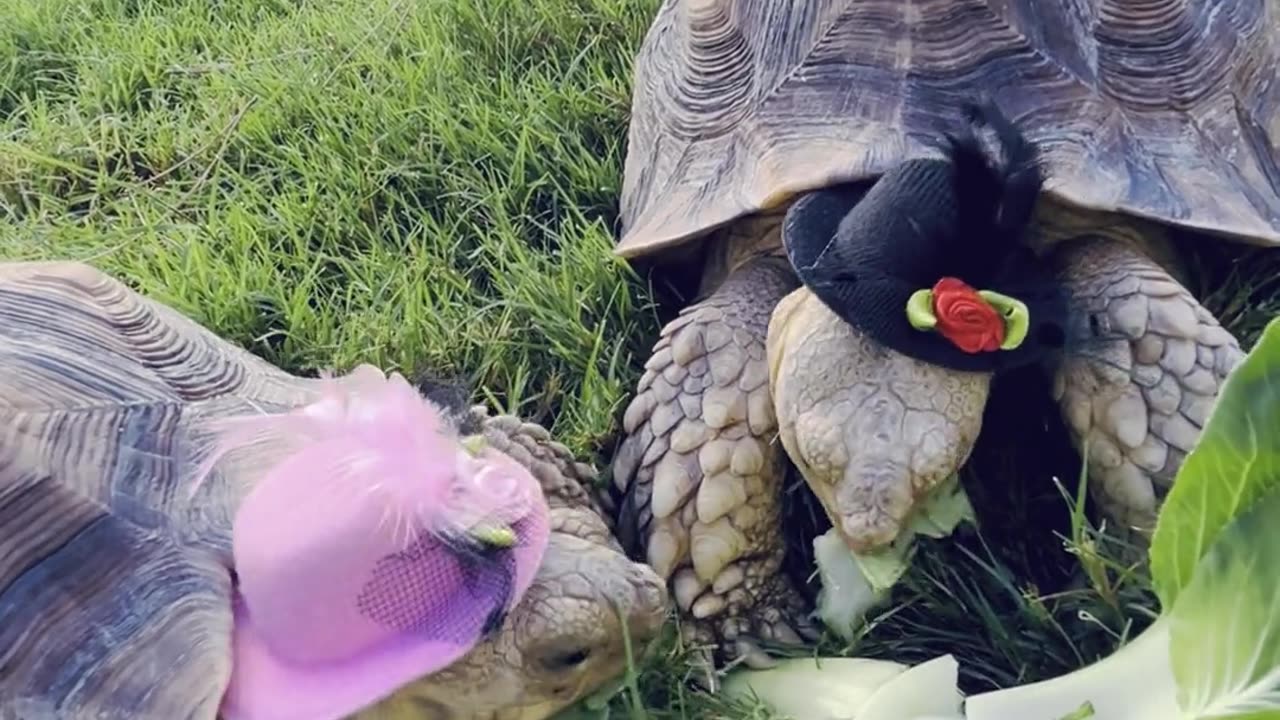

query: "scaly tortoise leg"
xmin=1050 ymin=235 xmax=1245 ymax=533
xmin=612 ymin=255 xmax=814 ymax=670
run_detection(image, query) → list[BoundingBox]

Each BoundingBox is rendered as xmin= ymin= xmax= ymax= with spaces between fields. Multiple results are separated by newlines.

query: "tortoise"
xmin=609 ymin=0 xmax=1280 ymax=669
xmin=0 ymin=260 xmax=668 ymax=720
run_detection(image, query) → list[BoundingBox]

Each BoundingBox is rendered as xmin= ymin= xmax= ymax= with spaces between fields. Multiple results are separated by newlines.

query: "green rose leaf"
xmin=907 ymin=289 xmax=938 ymax=330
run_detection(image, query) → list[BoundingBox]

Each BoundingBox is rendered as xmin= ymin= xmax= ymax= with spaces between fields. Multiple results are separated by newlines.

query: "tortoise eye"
xmin=542 ymin=647 xmax=592 ymax=671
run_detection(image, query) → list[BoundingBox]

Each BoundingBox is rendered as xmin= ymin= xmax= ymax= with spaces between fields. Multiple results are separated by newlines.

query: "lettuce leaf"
xmin=1150 ymin=316 xmax=1280 ymax=608
xmin=1168 ymin=485 xmax=1280 ymax=719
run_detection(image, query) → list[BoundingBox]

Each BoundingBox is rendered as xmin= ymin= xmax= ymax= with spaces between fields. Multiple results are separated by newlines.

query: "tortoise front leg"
xmin=612 ymin=256 xmax=813 ymax=671
xmin=1050 ymin=236 xmax=1245 ymax=533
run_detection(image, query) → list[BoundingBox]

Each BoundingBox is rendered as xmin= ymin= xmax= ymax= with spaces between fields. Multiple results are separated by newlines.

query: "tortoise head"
xmin=764 ymin=103 xmax=1066 ymax=552
xmin=219 ymin=389 xmax=670 ymax=720
xmin=356 ymin=510 xmax=669 ymax=720
xmin=767 ymin=285 xmax=992 ymax=552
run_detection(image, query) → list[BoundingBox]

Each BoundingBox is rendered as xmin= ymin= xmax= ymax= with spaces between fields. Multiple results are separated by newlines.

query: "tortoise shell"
xmin=617 ymin=0 xmax=1280 ymax=259
xmin=0 ymin=261 xmax=333 ymax=717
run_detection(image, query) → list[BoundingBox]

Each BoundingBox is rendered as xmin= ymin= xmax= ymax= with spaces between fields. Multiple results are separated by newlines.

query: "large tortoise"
xmin=610 ymin=0 xmax=1280 ymax=668
xmin=0 ymin=261 xmax=668 ymax=720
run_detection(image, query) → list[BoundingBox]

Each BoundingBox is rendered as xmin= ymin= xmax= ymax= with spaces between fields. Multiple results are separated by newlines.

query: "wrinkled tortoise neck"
xmin=697 ymin=210 xmax=790 ymax=296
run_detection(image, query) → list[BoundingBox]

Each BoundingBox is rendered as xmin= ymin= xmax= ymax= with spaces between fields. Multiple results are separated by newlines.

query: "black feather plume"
xmin=961 ymin=99 xmax=1044 ymax=240
xmin=931 ymin=100 xmax=1045 ymax=285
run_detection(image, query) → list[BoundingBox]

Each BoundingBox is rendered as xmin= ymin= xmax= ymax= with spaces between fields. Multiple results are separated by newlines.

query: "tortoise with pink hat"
xmin=0 ymin=261 xmax=669 ymax=720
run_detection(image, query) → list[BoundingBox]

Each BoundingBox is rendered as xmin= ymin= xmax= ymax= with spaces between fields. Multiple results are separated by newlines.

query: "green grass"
xmin=4 ymin=1 xmax=1279 ymax=718
xmin=1 ymin=0 xmax=661 ymax=454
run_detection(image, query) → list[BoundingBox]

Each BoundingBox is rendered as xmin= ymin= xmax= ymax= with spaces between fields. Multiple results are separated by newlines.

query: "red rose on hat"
xmin=931 ymin=277 xmax=1005 ymax=353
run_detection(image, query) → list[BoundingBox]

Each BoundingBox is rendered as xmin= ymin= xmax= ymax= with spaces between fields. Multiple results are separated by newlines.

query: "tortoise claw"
xmin=686 ymin=566 xmax=815 ymax=671
xmin=734 ymin=638 xmax=778 ymax=670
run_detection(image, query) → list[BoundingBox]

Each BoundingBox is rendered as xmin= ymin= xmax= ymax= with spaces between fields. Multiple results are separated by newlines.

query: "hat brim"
xmin=219 ymin=447 xmax=551 ymax=720
xmin=218 ymin=594 xmax=477 ymax=720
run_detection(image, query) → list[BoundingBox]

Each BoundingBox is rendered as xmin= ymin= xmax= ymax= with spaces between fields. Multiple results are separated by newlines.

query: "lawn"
xmin=4 ymin=0 xmax=1280 ymax=718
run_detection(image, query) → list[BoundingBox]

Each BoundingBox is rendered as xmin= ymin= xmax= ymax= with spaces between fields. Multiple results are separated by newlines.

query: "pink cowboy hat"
xmin=200 ymin=366 xmax=551 ymax=720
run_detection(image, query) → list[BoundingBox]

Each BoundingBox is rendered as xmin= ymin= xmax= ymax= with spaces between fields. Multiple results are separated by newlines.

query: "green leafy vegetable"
xmin=905 ymin=474 xmax=975 ymax=540
xmin=814 ymin=529 xmax=886 ymax=641
xmin=1151 ymin=316 xmax=1280 ymax=608
xmin=1168 ymin=485 xmax=1280 ymax=719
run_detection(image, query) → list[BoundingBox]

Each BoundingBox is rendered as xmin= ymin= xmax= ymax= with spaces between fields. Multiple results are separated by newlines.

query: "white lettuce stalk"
xmin=722 ymin=654 xmax=963 ymax=720
xmin=961 ymin=616 xmax=1178 ymax=719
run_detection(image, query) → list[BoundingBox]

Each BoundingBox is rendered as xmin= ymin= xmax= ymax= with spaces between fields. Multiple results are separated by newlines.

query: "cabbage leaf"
xmin=1150 ymin=317 xmax=1280 ymax=608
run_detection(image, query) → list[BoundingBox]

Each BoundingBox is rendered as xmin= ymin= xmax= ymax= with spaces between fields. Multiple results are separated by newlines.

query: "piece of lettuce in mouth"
xmin=814 ymin=472 xmax=975 ymax=641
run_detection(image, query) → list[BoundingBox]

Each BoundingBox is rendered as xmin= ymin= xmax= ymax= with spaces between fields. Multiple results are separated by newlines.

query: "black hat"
xmin=783 ymin=101 xmax=1071 ymax=373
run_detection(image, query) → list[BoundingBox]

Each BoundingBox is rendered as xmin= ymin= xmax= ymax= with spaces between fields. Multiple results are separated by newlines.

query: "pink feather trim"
xmin=189 ymin=364 xmax=534 ymax=543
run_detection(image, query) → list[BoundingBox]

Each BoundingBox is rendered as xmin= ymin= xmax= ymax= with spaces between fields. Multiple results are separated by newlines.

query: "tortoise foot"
xmin=678 ymin=550 xmax=817 ymax=657
xmin=1051 ymin=236 xmax=1246 ymax=534
xmin=677 ymin=562 xmax=816 ymax=689
xmin=611 ymin=257 xmax=803 ymax=670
